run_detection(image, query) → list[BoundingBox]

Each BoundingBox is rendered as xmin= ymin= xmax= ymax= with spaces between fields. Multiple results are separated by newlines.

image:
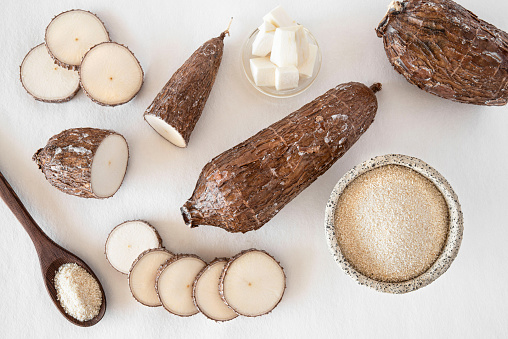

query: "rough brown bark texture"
xmin=144 ymin=31 xmax=227 ymax=146
xmin=181 ymin=82 xmax=380 ymax=233
xmin=376 ymin=0 xmax=508 ymax=106
xmin=33 ymin=127 xmax=126 ymax=198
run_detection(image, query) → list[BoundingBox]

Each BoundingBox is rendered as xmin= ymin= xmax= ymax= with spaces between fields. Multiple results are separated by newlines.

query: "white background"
xmin=1 ymin=0 xmax=507 ymax=338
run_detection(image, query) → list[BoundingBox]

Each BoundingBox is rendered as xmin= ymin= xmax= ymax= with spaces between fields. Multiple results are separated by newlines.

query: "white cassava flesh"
xmin=144 ymin=115 xmax=187 ymax=148
xmin=45 ymin=9 xmax=109 ymax=69
xmin=90 ymin=134 xmax=129 ymax=197
xmin=220 ymin=249 xmax=286 ymax=317
xmin=156 ymin=255 xmax=207 ymax=317
xmin=20 ymin=44 xmax=80 ymax=102
xmin=80 ymin=42 xmax=143 ymax=106
xmin=105 ymin=220 xmax=162 ymax=274
xmin=193 ymin=259 xmax=238 ymax=322
xmin=129 ymin=248 xmax=174 ymax=307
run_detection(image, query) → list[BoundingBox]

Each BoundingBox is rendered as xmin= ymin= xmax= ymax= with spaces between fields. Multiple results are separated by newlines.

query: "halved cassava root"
xmin=376 ymin=0 xmax=508 ymax=106
xmin=219 ymin=249 xmax=286 ymax=317
xmin=105 ymin=220 xmax=162 ymax=274
xmin=181 ymin=82 xmax=381 ymax=233
xmin=20 ymin=44 xmax=80 ymax=103
xmin=33 ymin=128 xmax=129 ymax=199
xmin=155 ymin=254 xmax=207 ymax=317
xmin=45 ymin=9 xmax=110 ymax=70
xmin=144 ymin=19 xmax=232 ymax=147
xmin=80 ymin=42 xmax=144 ymax=106
xmin=128 ymin=248 xmax=174 ymax=307
xmin=192 ymin=258 xmax=238 ymax=322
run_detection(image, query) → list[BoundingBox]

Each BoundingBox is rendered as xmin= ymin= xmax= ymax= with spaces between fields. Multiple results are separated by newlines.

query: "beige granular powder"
xmin=54 ymin=263 xmax=102 ymax=321
xmin=335 ymin=165 xmax=449 ymax=283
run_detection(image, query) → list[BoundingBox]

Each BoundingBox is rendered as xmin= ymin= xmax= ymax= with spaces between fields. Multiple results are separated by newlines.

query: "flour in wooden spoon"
xmin=54 ymin=263 xmax=102 ymax=321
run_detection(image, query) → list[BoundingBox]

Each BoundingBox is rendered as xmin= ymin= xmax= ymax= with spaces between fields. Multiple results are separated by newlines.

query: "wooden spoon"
xmin=0 ymin=170 xmax=106 ymax=326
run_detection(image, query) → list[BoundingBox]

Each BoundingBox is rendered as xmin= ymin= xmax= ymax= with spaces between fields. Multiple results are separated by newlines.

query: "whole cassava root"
xmin=181 ymin=82 xmax=381 ymax=233
xmin=376 ymin=0 xmax=508 ymax=106
xmin=33 ymin=128 xmax=129 ymax=199
xmin=144 ymin=20 xmax=232 ymax=148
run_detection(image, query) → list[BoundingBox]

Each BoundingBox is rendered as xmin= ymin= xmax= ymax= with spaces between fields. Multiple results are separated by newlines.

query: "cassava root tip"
xmin=370 ymin=83 xmax=382 ymax=93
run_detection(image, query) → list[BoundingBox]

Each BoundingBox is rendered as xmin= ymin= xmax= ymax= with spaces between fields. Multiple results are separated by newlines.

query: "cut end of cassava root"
xmin=193 ymin=258 xmax=238 ymax=322
xmin=20 ymin=44 xmax=80 ymax=103
xmin=128 ymin=248 xmax=174 ymax=307
xmin=220 ymin=249 xmax=286 ymax=317
xmin=45 ymin=9 xmax=110 ymax=69
xmin=34 ymin=128 xmax=129 ymax=199
xmin=80 ymin=42 xmax=144 ymax=106
xmin=156 ymin=255 xmax=207 ymax=317
xmin=105 ymin=220 xmax=162 ymax=274
xmin=144 ymin=115 xmax=187 ymax=148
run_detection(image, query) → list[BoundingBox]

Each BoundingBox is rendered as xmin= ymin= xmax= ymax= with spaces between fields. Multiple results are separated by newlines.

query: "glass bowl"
xmin=241 ymin=27 xmax=322 ymax=98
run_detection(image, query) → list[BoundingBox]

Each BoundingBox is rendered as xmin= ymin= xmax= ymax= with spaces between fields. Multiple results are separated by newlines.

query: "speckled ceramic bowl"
xmin=325 ymin=154 xmax=463 ymax=294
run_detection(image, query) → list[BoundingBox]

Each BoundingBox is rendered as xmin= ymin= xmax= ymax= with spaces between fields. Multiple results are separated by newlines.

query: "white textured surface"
xmin=0 ymin=0 xmax=507 ymax=338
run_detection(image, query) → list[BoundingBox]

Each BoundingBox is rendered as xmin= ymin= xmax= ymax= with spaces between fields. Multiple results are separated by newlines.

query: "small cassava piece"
xmin=45 ymin=9 xmax=110 ymax=70
xmin=219 ymin=249 xmax=286 ymax=317
xmin=181 ymin=82 xmax=381 ymax=233
xmin=20 ymin=44 xmax=80 ymax=103
xmin=376 ymin=0 xmax=508 ymax=106
xmin=33 ymin=127 xmax=129 ymax=199
xmin=144 ymin=19 xmax=232 ymax=147
xmin=79 ymin=42 xmax=144 ymax=106
xmin=105 ymin=220 xmax=163 ymax=274
xmin=192 ymin=258 xmax=238 ymax=322
xmin=128 ymin=248 xmax=174 ymax=307
xmin=155 ymin=254 xmax=207 ymax=317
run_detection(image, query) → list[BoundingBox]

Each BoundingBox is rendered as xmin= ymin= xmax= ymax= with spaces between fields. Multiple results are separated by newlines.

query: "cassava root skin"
xmin=181 ymin=82 xmax=380 ymax=233
xmin=33 ymin=128 xmax=128 ymax=199
xmin=144 ymin=28 xmax=229 ymax=147
xmin=376 ymin=0 xmax=508 ymax=106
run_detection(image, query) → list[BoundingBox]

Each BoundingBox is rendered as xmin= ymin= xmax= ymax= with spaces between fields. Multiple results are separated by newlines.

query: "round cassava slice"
xmin=20 ymin=44 xmax=80 ymax=103
xmin=156 ymin=254 xmax=207 ymax=317
xmin=79 ymin=42 xmax=144 ymax=106
xmin=220 ymin=249 xmax=286 ymax=317
xmin=193 ymin=258 xmax=238 ymax=322
xmin=33 ymin=128 xmax=129 ymax=199
xmin=129 ymin=248 xmax=174 ymax=307
xmin=105 ymin=220 xmax=162 ymax=274
xmin=45 ymin=9 xmax=110 ymax=70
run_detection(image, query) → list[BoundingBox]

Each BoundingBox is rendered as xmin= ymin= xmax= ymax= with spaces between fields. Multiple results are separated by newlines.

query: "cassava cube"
xmin=144 ymin=21 xmax=231 ymax=147
xmin=376 ymin=0 xmax=508 ymax=106
xmin=33 ymin=128 xmax=129 ymax=199
xmin=181 ymin=82 xmax=381 ymax=233
xmin=20 ymin=44 xmax=80 ymax=103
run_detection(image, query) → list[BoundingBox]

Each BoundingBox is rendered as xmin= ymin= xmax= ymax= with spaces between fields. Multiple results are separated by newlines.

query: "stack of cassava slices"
xmin=105 ymin=220 xmax=286 ymax=321
xmin=20 ymin=9 xmax=143 ymax=106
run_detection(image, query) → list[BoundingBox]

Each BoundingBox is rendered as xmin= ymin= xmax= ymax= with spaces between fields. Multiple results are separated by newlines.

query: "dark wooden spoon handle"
xmin=0 ymin=170 xmax=54 ymax=253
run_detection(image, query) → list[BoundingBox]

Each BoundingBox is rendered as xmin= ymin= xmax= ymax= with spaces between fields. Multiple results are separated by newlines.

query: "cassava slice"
xmin=181 ymin=82 xmax=381 ymax=233
xmin=192 ymin=258 xmax=238 ymax=322
xmin=219 ymin=249 xmax=286 ymax=317
xmin=33 ymin=127 xmax=129 ymax=199
xmin=376 ymin=0 xmax=508 ymax=106
xmin=105 ymin=220 xmax=162 ymax=274
xmin=20 ymin=44 xmax=80 ymax=103
xmin=45 ymin=9 xmax=110 ymax=70
xmin=144 ymin=20 xmax=232 ymax=148
xmin=128 ymin=248 xmax=174 ymax=307
xmin=155 ymin=254 xmax=207 ymax=317
xmin=79 ymin=42 xmax=144 ymax=106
